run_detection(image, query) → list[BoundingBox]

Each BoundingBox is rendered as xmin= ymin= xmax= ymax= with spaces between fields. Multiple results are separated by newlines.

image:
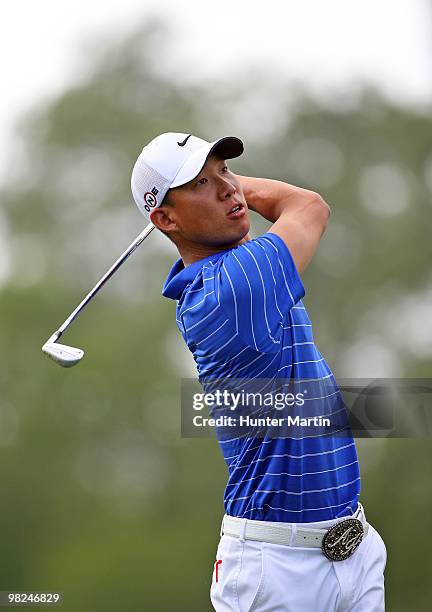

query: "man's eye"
xmin=222 ymin=166 xmax=229 ymax=173
xmin=196 ymin=177 xmax=208 ymax=186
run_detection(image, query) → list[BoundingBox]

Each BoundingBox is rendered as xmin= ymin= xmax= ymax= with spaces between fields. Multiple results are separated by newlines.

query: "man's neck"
xmin=178 ymin=233 xmax=252 ymax=267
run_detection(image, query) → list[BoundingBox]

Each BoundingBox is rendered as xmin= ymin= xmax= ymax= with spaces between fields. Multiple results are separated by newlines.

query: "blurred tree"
xmin=0 ymin=20 xmax=431 ymax=612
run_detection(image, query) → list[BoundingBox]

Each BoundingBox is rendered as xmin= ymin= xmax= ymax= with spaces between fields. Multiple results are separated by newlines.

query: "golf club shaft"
xmin=52 ymin=222 xmax=155 ymax=342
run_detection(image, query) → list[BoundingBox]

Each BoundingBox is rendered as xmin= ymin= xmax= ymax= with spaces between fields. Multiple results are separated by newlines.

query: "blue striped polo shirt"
xmin=162 ymin=232 xmax=360 ymax=523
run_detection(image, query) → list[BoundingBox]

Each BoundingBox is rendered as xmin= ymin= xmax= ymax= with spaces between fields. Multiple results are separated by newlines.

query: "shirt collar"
xmin=162 ymin=251 xmax=228 ymax=300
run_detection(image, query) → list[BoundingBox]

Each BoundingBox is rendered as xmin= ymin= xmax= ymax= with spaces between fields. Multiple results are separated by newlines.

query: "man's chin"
xmin=224 ymin=224 xmax=251 ymax=247
xmin=238 ymin=232 xmax=252 ymax=245
xmin=182 ymin=221 xmax=251 ymax=251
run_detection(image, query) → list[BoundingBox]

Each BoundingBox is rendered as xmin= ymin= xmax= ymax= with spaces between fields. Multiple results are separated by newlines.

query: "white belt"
xmin=221 ymin=503 xmax=369 ymax=549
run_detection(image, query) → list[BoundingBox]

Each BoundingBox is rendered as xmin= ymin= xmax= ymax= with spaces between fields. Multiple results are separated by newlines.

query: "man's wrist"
xmin=238 ymin=175 xmax=318 ymax=223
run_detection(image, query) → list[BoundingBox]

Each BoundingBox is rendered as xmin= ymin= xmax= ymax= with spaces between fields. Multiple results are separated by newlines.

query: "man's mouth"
xmin=227 ymin=202 xmax=246 ymax=219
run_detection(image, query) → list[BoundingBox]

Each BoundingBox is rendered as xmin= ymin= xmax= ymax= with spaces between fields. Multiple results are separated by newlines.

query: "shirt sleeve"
xmin=216 ymin=232 xmax=305 ymax=353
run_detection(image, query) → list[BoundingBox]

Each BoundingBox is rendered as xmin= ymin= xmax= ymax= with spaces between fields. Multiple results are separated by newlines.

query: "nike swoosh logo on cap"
xmin=177 ymin=134 xmax=192 ymax=147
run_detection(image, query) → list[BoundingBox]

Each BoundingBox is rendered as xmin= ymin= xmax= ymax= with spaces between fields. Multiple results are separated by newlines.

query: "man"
xmin=131 ymin=133 xmax=387 ymax=611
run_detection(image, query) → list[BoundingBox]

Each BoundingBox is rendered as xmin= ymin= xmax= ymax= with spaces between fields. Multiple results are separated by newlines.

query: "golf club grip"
xmin=56 ymin=223 xmax=155 ymax=336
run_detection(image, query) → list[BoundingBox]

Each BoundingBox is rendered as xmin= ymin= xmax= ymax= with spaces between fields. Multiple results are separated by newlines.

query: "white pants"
xmin=210 ymin=513 xmax=386 ymax=612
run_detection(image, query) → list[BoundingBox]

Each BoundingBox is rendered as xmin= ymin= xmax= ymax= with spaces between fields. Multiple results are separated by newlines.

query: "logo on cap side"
xmin=144 ymin=191 xmax=158 ymax=213
xmin=177 ymin=134 xmax=191 ymax=147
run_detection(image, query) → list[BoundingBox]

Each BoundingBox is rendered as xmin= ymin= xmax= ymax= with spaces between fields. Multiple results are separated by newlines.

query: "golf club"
xmin=42 ymin=222 xmax=155 ymax=367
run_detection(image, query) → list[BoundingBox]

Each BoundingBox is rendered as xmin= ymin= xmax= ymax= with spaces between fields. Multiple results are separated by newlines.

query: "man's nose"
xmin=218 ymin=176 xmax=236 ymax=199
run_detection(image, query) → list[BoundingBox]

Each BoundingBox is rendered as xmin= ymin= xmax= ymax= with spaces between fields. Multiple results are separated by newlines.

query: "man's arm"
xmin=238 ymin=176 xmax=330 ymax=274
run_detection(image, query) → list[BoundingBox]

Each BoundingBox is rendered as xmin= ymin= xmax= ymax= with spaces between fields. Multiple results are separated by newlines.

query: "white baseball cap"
xmin=131 ymin=132 xmax=244 ymax=220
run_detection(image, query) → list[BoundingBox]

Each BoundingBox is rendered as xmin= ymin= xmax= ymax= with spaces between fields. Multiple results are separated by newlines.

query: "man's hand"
xmin=238 ymin=175 xmax=330 ymax=274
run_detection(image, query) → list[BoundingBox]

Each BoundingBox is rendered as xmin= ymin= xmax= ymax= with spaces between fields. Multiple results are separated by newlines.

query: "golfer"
xmin=131 ymin=133 xmax=387 ymax=611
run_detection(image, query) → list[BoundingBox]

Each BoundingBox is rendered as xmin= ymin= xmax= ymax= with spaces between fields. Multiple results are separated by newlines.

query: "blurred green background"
xmin=1 ymin=19 xmax=431 ymax=612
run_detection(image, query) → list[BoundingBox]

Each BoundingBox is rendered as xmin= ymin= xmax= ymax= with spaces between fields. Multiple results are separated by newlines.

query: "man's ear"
xmin=150 ymin=206 xmax=178 ymax=233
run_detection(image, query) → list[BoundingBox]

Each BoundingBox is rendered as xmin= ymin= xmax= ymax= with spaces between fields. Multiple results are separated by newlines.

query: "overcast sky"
xmin=1 ymin=0 xmax=431 ymax=181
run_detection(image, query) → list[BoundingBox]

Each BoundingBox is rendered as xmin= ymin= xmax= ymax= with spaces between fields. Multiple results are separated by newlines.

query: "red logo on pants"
xmin=214 ymin=559 xmax=222 ymax=583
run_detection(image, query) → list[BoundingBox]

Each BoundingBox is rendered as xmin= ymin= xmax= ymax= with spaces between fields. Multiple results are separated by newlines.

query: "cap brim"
xmin=170 ymin=136 xmax=243 ymax=189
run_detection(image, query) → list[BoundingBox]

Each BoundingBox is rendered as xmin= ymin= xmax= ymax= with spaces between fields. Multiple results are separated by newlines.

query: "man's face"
xmin=155 ymin=155 xmax=250 ymax=248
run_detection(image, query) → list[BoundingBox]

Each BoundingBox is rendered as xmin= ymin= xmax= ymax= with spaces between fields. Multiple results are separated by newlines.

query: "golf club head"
xmin=42 ymin=341 xmax=84 ymax=367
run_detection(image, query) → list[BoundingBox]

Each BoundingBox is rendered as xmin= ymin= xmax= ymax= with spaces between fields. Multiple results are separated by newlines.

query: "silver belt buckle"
xmin=322 ymin=518 xmax=364 ymax=561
